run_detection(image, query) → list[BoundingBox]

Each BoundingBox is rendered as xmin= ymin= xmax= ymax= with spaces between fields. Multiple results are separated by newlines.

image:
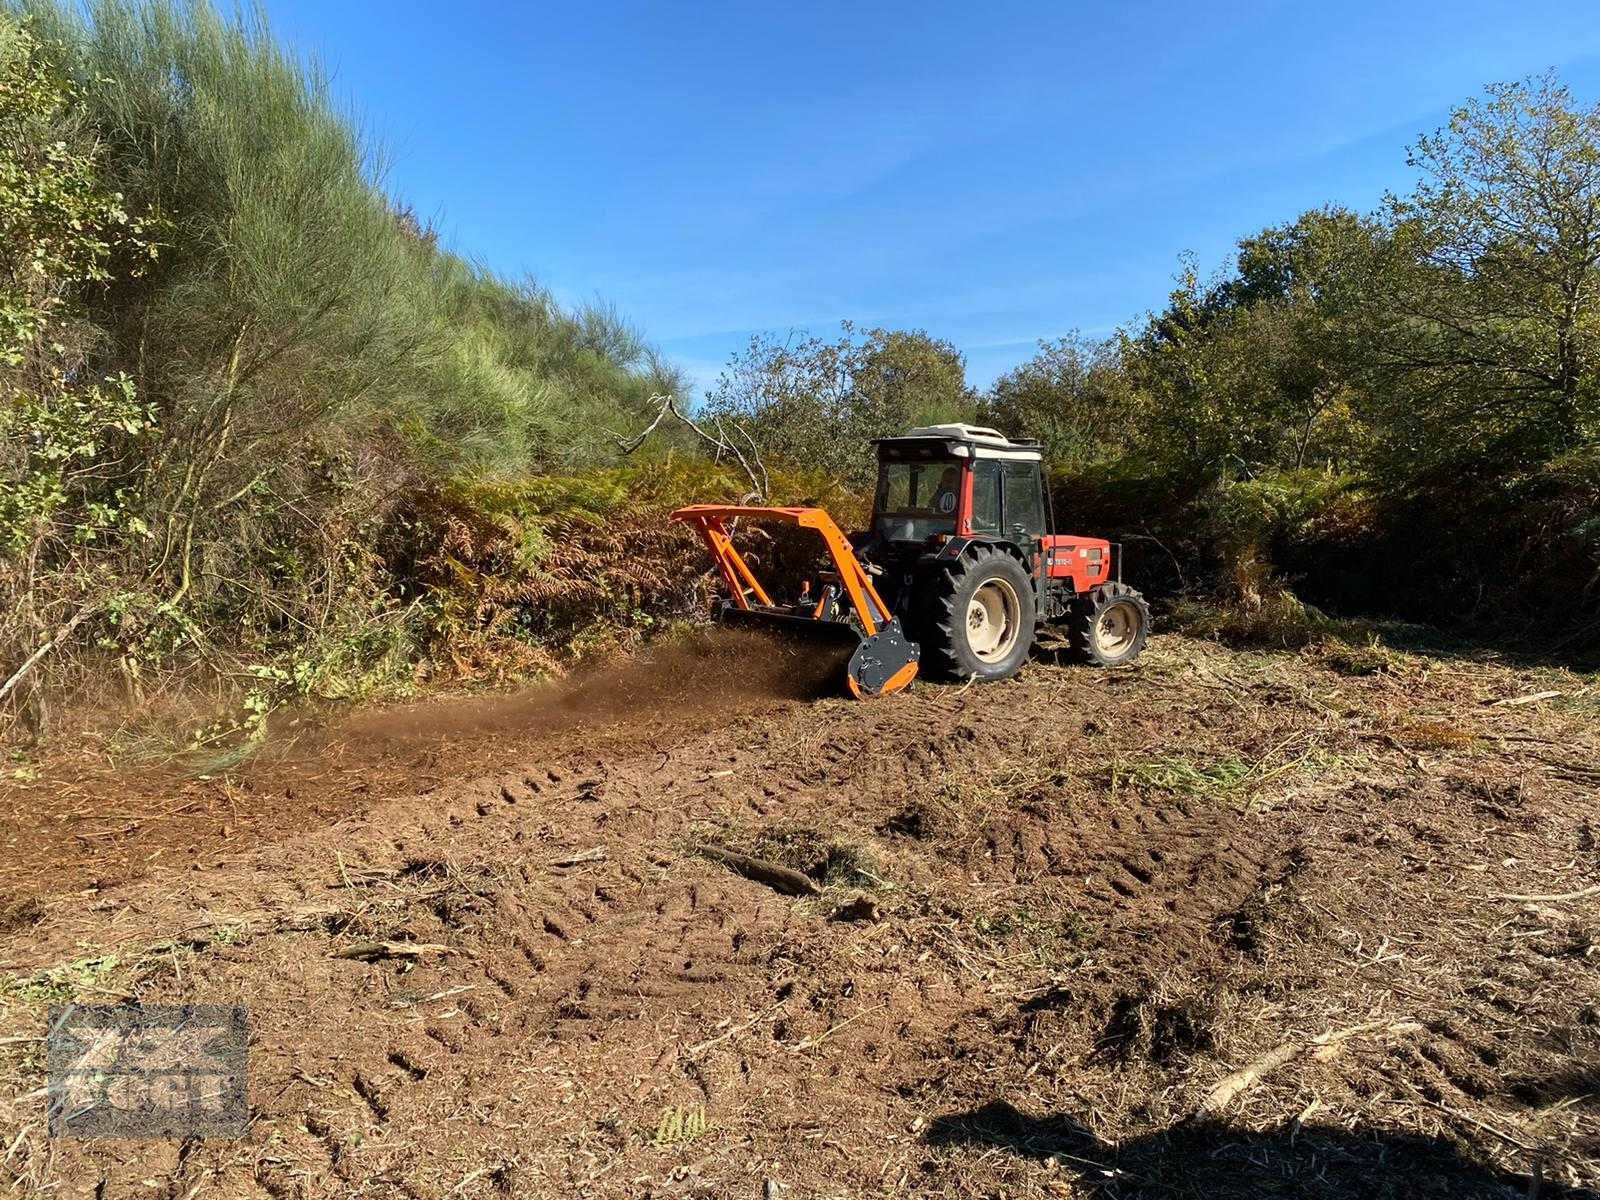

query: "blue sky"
xmin=268 ymin=1 xmax=1600 ymax=398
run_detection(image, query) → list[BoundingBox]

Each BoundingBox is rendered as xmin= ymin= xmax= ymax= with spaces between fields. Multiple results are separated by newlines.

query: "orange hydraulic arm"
xmin=671 ymin=505 xmax=894 ymax=634
xmin=670 ymin=504 xmax=919 ymax=698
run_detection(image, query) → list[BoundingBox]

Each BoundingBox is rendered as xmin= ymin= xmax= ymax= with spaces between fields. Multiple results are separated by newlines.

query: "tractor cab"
xmin=870 ymin=424 xmax=1048 ymax=548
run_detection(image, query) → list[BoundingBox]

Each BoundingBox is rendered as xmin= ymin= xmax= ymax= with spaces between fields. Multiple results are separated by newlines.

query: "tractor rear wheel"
xmin=1069 ymin=582 xmax=1150 ymax=666
xmin=918 ymin=548 xmax=1037 ymax=681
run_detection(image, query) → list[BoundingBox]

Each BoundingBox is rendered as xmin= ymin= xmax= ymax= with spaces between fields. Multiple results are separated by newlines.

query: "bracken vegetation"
xmin=3 ymin=0 xmax=1599 ymax=751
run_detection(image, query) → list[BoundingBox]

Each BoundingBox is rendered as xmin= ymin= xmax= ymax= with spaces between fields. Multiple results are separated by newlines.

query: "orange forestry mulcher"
xmin=672 ymin=425 xmax=1150 ymax=699
xmin=670 ymin=504 xmax=922 ymax=698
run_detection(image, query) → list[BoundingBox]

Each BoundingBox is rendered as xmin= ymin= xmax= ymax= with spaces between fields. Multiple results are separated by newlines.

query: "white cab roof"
xmin=899 ymin=423 xmax=1042 ymax=462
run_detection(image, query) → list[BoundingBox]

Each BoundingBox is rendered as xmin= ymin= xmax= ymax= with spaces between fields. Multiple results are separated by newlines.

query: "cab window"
xmin=1002 ymin=461 xmax=1045 ymax=537
xmin=873 ymin=459 xmax=960 ymax=542
xmin=970 ymin=460 xmax=1002 ymax=535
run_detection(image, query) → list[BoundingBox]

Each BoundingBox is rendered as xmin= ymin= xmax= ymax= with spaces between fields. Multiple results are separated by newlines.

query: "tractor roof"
xmin=876 ymin=423 xmax=1043 ymax=462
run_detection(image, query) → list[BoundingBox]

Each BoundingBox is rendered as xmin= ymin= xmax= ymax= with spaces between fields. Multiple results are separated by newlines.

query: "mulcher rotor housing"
xmin=672 ymin=424 xmax=1150 ymax=697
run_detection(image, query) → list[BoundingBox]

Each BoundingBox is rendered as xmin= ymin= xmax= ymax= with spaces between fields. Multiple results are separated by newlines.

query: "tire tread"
xmin=1068 ymin=582 xmax=1151 ymax=667
xmin=915 ymin=546 xmax=1035 ymax=681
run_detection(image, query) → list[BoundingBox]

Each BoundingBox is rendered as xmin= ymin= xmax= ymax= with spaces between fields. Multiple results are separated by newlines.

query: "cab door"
xmin=1001 ymin=461 xmax=1047 ymax=575
xmin=965 ymin=457 xmax=1046 ymax=567
xmin=1001 ymin=462 xmax=1045 ymax=537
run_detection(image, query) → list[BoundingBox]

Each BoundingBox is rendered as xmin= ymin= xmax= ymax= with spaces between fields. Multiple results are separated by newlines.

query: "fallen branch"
xmin=1196 ymin=1044 xmax=1301 ymax=1116
xmin=1490 ymin=691 xmax=1563 ymax=707
xmin=1409 ymin=1097 xmax=1540 ymax=1152
xmin=331 ymin=941 xmax=453 ymax=961
xmin=1489 ymin=884 xmax=1600 ymax=903
xmin=685 ymin=1001 xmax=785 ymax=1057
xmin=1527 ymin=753 xmax=1600 ymax=781
xmin=390 ymin=984 xmax=476 ymax=1008
xmin=551 ymin=848 xmax=607 ymax=868
xmin=789 ymin=1002 xmax=886 ymax=1052
xmin=91 ymin=902 xmax=346 ymax=953
xmin=1195 ymin=1019 xmax=1421 ymax=1116
xmin=73 ymin=799 xmax=200 ymax=842
xmin=698 ymin=845 xmax=820 ymax=897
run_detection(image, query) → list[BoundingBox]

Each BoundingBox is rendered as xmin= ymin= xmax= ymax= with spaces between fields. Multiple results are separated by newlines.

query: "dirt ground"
xmin=1 ymin=631 xmax=1597 ymax=1198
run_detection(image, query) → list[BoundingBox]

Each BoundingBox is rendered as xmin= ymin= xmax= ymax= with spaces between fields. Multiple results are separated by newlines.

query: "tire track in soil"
xmin=5 ymin=640 xmax=1599 ymax=1198
xmin=243 ymin=720 xmax=819 ymax=1197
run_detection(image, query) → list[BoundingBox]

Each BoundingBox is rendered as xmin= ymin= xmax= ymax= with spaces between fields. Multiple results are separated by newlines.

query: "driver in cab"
xmin=930 ymin=465 xmax=960 ymax=516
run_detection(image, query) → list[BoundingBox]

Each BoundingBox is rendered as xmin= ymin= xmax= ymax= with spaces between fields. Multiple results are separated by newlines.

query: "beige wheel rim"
xmin=1094 ymin=600 xmax=1142 ymax=658
xmin=966 ymin=579 xmax=1021 ymax=663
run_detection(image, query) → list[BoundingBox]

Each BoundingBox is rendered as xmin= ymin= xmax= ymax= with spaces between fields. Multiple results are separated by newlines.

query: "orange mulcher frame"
xmin=671 ymin=505 xmax=920 ymax=698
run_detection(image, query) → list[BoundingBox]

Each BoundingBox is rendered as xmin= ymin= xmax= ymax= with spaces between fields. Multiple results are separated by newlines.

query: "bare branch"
xmin=0 ymin=602 xmax=100 ymax=710
xmin=614 ymin=394 xmax=769 ymax=502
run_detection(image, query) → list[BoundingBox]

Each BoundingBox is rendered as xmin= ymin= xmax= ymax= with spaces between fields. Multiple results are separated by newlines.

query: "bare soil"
xmin=1 ymin=632 xmax=1597 ymax=1198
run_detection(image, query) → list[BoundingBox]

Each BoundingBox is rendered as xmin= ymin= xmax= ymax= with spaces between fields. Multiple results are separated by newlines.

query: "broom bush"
xmin=0 ymin=0 xmax=692 ymax=740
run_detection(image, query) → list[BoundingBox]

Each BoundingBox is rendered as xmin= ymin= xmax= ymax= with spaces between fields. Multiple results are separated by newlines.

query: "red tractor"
xmin=673 ymin=424 xmax=1150 ymax=697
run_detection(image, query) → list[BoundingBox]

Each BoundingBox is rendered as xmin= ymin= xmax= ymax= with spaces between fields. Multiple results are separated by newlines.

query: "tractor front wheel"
xmin=919 ymin=548 xmax=1037 ymax=681
xmin=1070 ymin=583 xmax=1151 ymax=666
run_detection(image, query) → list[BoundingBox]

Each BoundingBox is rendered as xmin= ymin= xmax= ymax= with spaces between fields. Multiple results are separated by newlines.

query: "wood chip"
xmin=829 ymin=895 xmax=884 ymax=923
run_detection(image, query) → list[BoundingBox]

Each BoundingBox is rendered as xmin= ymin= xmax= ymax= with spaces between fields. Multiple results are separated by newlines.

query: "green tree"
xmin=1382 ymin=73 xmax=1600 ymax=476
xmin=0 ymin=13 xmax=155 ymax=719
xmin=703 ymin=322 xmax=973 ymax=484
xmin=1117 ymin=210 xmax=1387 ymax=479
xmin=1119 ymin=255 xmax=1261 ymax=477
xmin=1225 ymin=208 xmax=1386 ymax=470
xmin=851 ymin=325 xmax=974 ymax=437
xmin=981 ymin=335 xmax=1138 ymax=466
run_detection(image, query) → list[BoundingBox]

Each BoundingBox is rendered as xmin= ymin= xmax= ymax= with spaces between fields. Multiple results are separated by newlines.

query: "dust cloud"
xmin=313 ymin=628 xmax=846 ymax=751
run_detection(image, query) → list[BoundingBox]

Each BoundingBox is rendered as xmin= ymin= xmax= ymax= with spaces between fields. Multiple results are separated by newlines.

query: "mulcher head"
xmin=672 ymin=505 xmax=921 ymax=699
